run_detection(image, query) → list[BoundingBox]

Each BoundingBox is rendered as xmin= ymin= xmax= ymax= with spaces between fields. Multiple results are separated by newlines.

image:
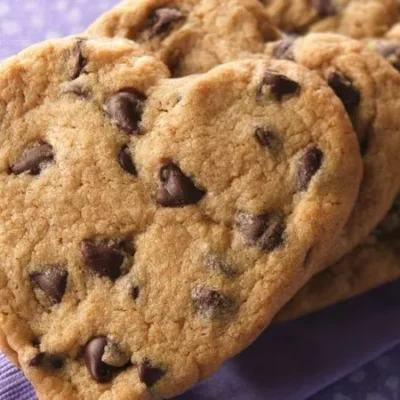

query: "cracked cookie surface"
xmin=268 ymin=33 xmax=400 ymax=267
xmin=86 ymin=0 xmax=280 ymax=77
xmin=263 ymin=0 xmax=399 ymax=38
xmin=0 ymin=37 xmax=362 ymax=399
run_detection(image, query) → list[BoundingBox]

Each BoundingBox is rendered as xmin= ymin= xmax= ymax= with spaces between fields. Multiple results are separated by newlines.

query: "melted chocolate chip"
xmin=258 ymin=69 xmax=300 ymax=101
xmin=273 ymin=40 xmax=295 ymax=61
xmin=156 ymin=162 xmax=205 ymax=207
xmin=104 ymin=90 xmax=145 ymax=134
xmin=374 ymin=40 xmax=400 ymax=72
xmin=328 ymin=71 xmax=361 ymax=114
xmin=296 ymin=146 xmax=323 ymax=192
xmin=84 ymin=337 xmax=113 ymax=383
xmin=204 ymin=254 xmax=237 ymax=278
xmin=254 ymin=128 xmax=282 ymax=153
xmin=70 ymin=40 xmax=87 ymax=80
xmin=9 ymin=142 xmax=54 ymax=175
xmin=149 ymin=7 xmax=184 ymax=36
xmin=81 ymin=239 xmax=126 ymax=281
xmin=236 ymin=212 xmax=285 ymax=252
xmin=118 ymin=145 xmax=137 ymax=175
xmin=192 ymin=288 xmax=235 ymax=319
xmin=30 ymin=267 xmax=68 ymax=304
xmin=121 ymin=240 xmax=136 ymax=257
xmin=29 ymin=352 xmax=64 ymax=371
xmin=138 ymin=360 xmax=165 ymax=387
xmin=29 ymin=353 xmax=44 ymax=367
xmin=311 ymin=0 xmax=336 ymax=17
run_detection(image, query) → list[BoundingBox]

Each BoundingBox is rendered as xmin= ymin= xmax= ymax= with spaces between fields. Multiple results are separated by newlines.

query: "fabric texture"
xmin=0 ymin=1 xmax=399 ymax=399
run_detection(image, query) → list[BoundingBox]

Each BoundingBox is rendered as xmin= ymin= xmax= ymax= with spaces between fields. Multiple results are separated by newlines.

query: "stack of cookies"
xmin=0 ymin=1 xmax=399 ymax=399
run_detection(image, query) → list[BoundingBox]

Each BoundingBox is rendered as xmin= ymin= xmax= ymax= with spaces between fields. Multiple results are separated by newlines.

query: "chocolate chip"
xmin=204 ymin=254 xmax=237 ymax=278
xmin=70 ymin=40 xmax=87 ymax=80
xmin=156 ymin=162 xmax=205 ymax=207
xmin=374 ymin=40 xmax=400 ymax=72
xmin=138 ymin=360 xmax=165 ymax=387
xmin=84 ymin=337 xmax=113 ymax=383
xmin=236 ymin=212 xmax=285 ymax=252
xmin=258 ymin=69 xmax=300 ymax=101
xmin=296 ymin=146 xmax=323 ymax=192
xmin=311 ymin=0 xmax=336 ymax=17
xmin=328 ymin=71 xmax=360 ymax=114
xmin=149 ymin=7 xmax=184 ymax=36
xmin=29 ymin=353 xmax=44 ymax=367
xmin=9 ymin=142 xmax=54 ymax=175
xmin=118 ymin=145 xmax=137 ymax=175
xmin=192 ymin=288 xmax=235 ymax=319
xmin=29 ymin=352 xmax=64 ymax=371
xmin=121 ymin=240 xmax=136 ymax=257
xmin=273 ymin=40 xmax=295 ymax=61
xmin=84 ymin=337 xmax=130 ymax=383
xmin=237 ymin=213 xmax=266 ymax=241
xmin=81 ymin=239 xmax=127 ymax=281
xmin=104 ymin=90 xmax=145 ymax=134
xmin=254 ymin=128 xmax=282 ymax=153
xmin=30 ymin=266 xmax=68 ymax=305
xmin=130 ymin=285 xmax=140 ymax=300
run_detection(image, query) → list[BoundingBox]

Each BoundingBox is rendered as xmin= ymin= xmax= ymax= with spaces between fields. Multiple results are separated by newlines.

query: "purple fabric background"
xmin=0 ymin=1 xmax=399 ymax=399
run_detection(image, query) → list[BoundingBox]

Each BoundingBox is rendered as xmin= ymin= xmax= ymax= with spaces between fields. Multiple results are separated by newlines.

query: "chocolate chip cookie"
xmin=279 ymin=36 xmax=400 ymax=321
xmin=276 ymin=193 xmax=400 ymax=322
xmin=264 ymin=0 xmax=399 ymax=38
xmin=86 ymin=0 xmax=280 ymax=77
xmin=367 ymin=38 xmax=400 ymax=73
xmin=269 ymin=33 xmax=400 ymax=267
xmin=0 ymin=36 xmax=362 ymax=399
xmin=386 ymin=22 xmax=400 ymax=39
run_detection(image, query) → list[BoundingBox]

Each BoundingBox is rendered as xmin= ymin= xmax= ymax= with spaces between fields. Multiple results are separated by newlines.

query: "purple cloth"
xmin=0 ymin=1 xmax=400 ymax=399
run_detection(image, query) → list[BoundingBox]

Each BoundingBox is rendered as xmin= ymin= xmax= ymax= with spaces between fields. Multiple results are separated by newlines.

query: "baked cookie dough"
xmin=86 ymin=0 xmax=281 ymax=77
xmin=269 ymin=33 xmax=400 ymax=267
xmin=0 ymin=37 xmax=361 ymax=399
xmin=276 ymin=194 xmax=400 ymax=322
xmin=264 ymin=0 xmax=399 ymax=38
